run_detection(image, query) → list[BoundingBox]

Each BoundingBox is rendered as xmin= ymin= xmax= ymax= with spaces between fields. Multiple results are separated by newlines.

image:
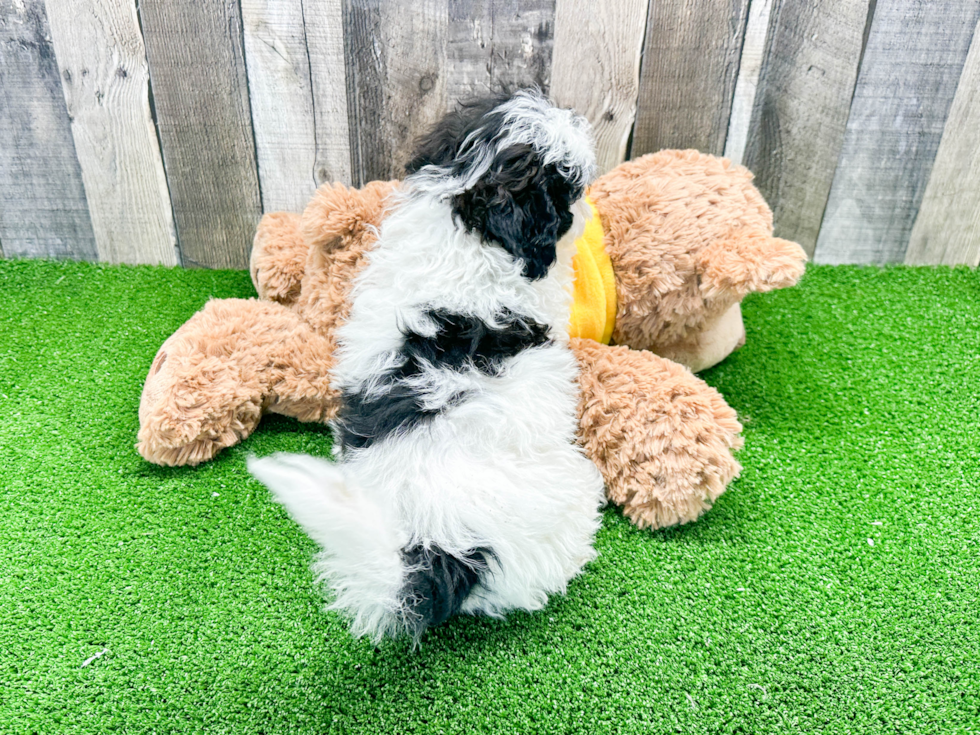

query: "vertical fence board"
xmin=447 ymin=0 xmax=555 ymax=100
xmin=814 ymin=0 xmax=980 ymax=265
xmin=241 ymin=0 xmax=350 ymax=212
xmin=630 ymin=0 xmax=750 ymax=157
xmin=45 ymin=0 xmax=177 ymax=265
xmin=551 ymin=0 xmax=647 ymax=174
xmin=0 ymin=0 xmax=96 ymax=260
xmin=723 ymin=0 xmax=774 ymax=166
xmin=906 ymin=20 xmax=980 ymax=266
xmin=743 ymin=0 xmax=869 ymax=257
xmin=241 ymin=0 xmax=318 ymax=211
xmin=343 ymin=0 xmax=448 ymax=185
xmin=303 ymin=0 xmax=352 ymax=188
xmin=139 ymin=0 xmax=261 ymax=269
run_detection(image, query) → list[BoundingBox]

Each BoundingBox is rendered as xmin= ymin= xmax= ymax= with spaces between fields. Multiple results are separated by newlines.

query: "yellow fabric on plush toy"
xmin=569 ymin=198 xmax=616 ymax=344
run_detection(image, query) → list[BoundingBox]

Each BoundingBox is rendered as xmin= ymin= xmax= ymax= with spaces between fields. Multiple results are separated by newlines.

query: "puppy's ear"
xmin=455 ymin=147 xmax=579 ymax=280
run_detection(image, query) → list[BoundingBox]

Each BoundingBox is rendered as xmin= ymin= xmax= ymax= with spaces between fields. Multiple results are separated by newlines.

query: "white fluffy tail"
xmin=247 ymin=453 xmax=407 ymax=641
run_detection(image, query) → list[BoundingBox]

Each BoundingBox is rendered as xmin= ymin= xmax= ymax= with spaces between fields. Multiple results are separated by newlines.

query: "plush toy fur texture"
xmin=139 ymin=149 xmax=805 ymax=529
xmin=589 ymin=151 xmax=807 ymax=371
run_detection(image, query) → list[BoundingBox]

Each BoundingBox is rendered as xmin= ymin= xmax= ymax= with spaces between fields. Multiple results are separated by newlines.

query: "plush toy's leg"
xmin=137 ymin=299 xmax=339 ymax=467
xmin=571 ymin=338 xmax=743 ymax=529
xmin=652 ymin=302 xmax=746 ymax=374
xmin=250 ymin=212 xmax=309 ymax=306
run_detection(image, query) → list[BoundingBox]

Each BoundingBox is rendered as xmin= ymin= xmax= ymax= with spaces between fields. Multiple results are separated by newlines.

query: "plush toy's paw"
xmin=136 ymin=344 xmax=262 ymax=467
xmin=572 ymin=339 xmax=743 ymax=529
xmin=251 ymin=212 xmax=308 ymax=305
xmin=301 ymin=180 xmax=398 ymax=255
xmin=137 ymin=332 xmax=264 ymax=467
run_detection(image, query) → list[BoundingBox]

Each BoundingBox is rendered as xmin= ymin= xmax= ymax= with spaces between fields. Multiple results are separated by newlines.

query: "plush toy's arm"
xmin=250 ymin=212 xmax=309 ymax=306
xmin=571 ymin=338 xmax=743 ymax=529
xmin=301 ymin=180 xmax=398 ymax=256
xmin=698 ymin=232 xmax=807 ymax=301
xmin=137 ymin=299 xmax=340 ymax=467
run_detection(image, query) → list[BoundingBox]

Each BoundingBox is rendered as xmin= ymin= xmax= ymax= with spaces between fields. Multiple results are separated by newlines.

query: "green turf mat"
xmin=1 ymin=259 xmax=978 ymax=734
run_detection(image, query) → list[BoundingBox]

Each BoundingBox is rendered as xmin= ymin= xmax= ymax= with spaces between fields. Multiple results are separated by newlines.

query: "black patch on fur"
xmin=453 ymin=152 xmax=580 ymax=280
xmin=335 ymin=385 xmax=450 ymax=452
xmin=404 ymin=308 xmax=551 ymax=374
xmin=400 ymin=544 xmax=493 ymax=633
xmin=405 ymin=92 xmax=585 ymax=280
xmin=335 ymin=308 xmax=551 ymax=450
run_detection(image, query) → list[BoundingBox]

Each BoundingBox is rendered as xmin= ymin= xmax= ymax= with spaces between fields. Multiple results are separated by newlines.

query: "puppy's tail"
xmin=248 ymin=453 xmax=488 ymax=643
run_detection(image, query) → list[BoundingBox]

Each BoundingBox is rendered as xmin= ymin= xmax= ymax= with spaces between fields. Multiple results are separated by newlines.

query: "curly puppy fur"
xmin=248 ymin=92 xmax=606 ymax=642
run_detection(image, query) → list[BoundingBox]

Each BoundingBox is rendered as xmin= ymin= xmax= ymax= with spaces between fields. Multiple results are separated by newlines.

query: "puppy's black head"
xmin=406 ymin=91 xmax=596 ymax=280
xmin=405 ymin=93 xmax=512 ymax=174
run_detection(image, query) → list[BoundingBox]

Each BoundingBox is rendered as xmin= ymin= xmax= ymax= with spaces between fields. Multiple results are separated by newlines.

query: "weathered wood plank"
xmin=241 ymin=0 xmax=350 ymax=212
xmin=814 ymin=0 xmax=980 ymax=265
xmin=139 ymin=0 xmax=262 ymax=269
xmin=303 ymin=0 xmax=352 ymax=188
xmin=343 ymin=0 xmax=448 ymax=185
xmin=906 ymin=19 xmax=980 ymax=266
xmin=551 ymin=0 xmax=647 ymax=174
xmin=446 ymin=0 xmax=555 ymax=100
xmin=45 ymin=0 xmax=177 ymax=265
xmin=723 ymin=0 xmax=775 ymax=166
xmin=742 ymin=0 xmax=869 ymax=257
xmin=630 ymin=0 xmax=750 ymax=158
xmin=241 ymin=0 xmax=318 ymax=211
xmin=0 ymin=0 xmax=96 ymax=260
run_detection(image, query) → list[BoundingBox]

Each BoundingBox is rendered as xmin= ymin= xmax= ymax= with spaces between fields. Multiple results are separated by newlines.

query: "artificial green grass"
xmin=1 ymin=259 xmax=978 ymax=734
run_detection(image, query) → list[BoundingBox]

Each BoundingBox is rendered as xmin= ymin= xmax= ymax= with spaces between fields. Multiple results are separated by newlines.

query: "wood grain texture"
xmin=343 ymin=0 xmax=448 ymax=185
xmin=139 ymin=0 xmax=261 ymax=269
xmin=446 ymin=0 xmax=555 ymax=99
xmin=241 ymin=0 xmax=318 ymax=211
xmin=743 ymin=0 xmax=870 ymax=257
xmin=723 ymin=0 xmax=774 ymax=166
xmin=906 ymin=20 xmax=980 ymax=266
xmin=45 ymin=0 xmax=177 ymax=265
xmin=241 ymin=0 xmax=350 ymax=212
xmin=303 ymin=0 xmax=352 ymax=188
xmin=815 ymin=0 xmax=980 ymax=264
xmin=0 ymin=0 xmax=96 ymax=260
xmin=551 ymin=0 xmax=647 ymax=174
xmin=630 ymin=0 xmax=750 ymax=158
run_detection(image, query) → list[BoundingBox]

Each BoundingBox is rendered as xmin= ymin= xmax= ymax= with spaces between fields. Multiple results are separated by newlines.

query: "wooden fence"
xmin=1 ymin=0 xmax=978 ymax=269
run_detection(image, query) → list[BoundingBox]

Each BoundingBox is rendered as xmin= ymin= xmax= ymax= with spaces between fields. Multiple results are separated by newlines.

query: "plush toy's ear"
xmin=697 ymin=231 xmax=808 ymax=300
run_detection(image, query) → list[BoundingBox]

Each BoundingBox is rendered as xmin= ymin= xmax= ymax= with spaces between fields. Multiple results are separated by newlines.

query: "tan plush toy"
xmin=138 ymin=150 xmax=806 ymax=529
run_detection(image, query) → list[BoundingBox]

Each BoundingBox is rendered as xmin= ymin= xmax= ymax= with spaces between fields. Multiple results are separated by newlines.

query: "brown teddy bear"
xmin=137 ymin=150 xmax=806 ymax=529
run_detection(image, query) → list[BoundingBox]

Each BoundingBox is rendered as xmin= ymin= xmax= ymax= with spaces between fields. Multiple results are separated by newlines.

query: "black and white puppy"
xmin=249 ymin=91 xmax=605 ymax=643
